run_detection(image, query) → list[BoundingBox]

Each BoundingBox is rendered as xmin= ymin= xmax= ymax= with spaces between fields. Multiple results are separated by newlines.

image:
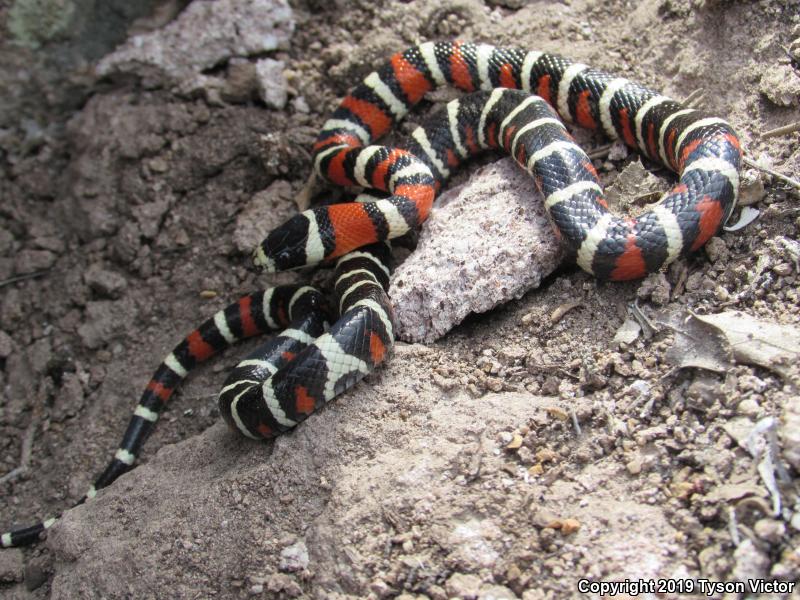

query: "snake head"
xmin=253 ymin=212 xmax=321 ymax=272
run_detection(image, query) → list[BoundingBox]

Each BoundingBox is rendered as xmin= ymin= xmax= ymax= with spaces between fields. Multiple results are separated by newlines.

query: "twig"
xmin=0 ymin=269 xmax=50 ymax=288
xmin=727 ymin=505 xmax=741 ymax=546
xmin=0 ymin=419 xmax=36 ymax=485
xmin=569 ymin=407 xmax=582 ymax=436
xmin=586 ymin=143 xmax=614 ymax=160
xmin=683 ymin=88 xmax=705 ymax=109
xmin=743 ymin=155 xmax=800 ymax=192
xmin=761 ymin=121 xmax=800 ymax=139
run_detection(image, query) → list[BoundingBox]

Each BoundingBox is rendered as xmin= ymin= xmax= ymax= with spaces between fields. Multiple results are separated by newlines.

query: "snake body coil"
xmin=2 ymin=41 xmax=741 ymax=548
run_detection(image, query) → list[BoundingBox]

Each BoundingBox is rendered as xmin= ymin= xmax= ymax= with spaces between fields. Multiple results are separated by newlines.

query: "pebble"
xmin=773 ymin=262 xmax=792 ymax=277
xmin=266 ymin=573 xmax=302 ymax=596
xmin=626 ymin=457 xmax=643 ymax=475
xmin=255 ymin=58 xmax=288 ymax=109
xmin=612 ymin=317 xmax=642 ymax=347
xmin=445 ymin=573 xmax=482 ymax=599
xmin=535 ymin=449 xmax=557 ymax=463
xmin=736 ymin=398 xmax=760 ymax=417
xmin=292 ymin=96 xmax=310 ymax=113
xmin=753 ymin=519 xmax=785 ymax=544
xmin=738 ymin=169 xmax=766 ymax=205
xmin=279 ymin=540 xmax=309 ymax=572
xmin=704 ymin=237 xmax=728 ymax=263
xmin=560 ymin=519 xmax=581 ymax=535
xmin=759 ymin=64 xmax=800 ymax=106
xmin=485 ymin=377 xmax=503 ymax=392
xmin=84 ymin=264 xmax=128 ymax=298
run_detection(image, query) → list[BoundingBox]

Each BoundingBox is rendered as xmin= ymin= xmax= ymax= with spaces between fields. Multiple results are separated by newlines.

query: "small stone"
xmin=428 ymin=585 xmax=448 ymax=600
xmin=279 ymin=540 xmax=309 ymax=572
xmin=77 ymin=301 xmax=123 ymax=350
xmin=292 ymin=96 xmax=310 ymax=113
xmin=255 ymin=58 xmax=288 ymax=109
xmin=684 ymin=271 xmax=704 ymax=292
xmin=738 ymin=169 xmax=766 ymax=205
xmin=370 ymin=579 xmax=392 ymax=598
xmin=704 ymin=237 xmax=728 ymax=263
xmin=84 ymin=265 xmax=128 ymax=298
xmin=759 ymin=64 xmax=800 ymax=107
xmin=506 ymin=434 xmax=523 ymax=450
xmin=753 ymin=519 xmax=785 ymax=544
xmin=530 ymin=507 xmax=560 ymax=528
xmin=773 ymin=262 xmax=792 ymax=277
xmin=148 ymin=156 xmax=169 ymax=173
xmin=516 ymin=446 xmax=534 ymax=465
xmin=445 ymin=573 xmax=482 ymax=599
xmin=736 ymin=398 xmax=760 ymax=417
xmin=535 ymin=448 xmax=557 ymax=463
xmin=612 ymin=318 xmax=641 ymax=347
xmin=267 ymin=573 xmax=295 ymax=593
xmin=560 ymin=518 xmax=580 ymax=535
xmin=637 ymin=272 xmax=671 ymax=305
xmin=96 ymin=0 xmax=295 ymax=91
xmin=485 ymin=377 xmax=503 ymax=392
xmin=626 ymin=457 xmax=643 ymax=475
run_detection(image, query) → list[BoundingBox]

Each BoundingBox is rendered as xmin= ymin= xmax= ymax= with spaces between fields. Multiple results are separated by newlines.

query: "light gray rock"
xmin=390 ymin=158 xmax=564 ymax=343
xmin=96 ymin=0 xmax=294 ymax=91
xmin=44 ymin=351 xmax=555 ymax=598
xmin=255 ymin=58 xmax=288 ymax=109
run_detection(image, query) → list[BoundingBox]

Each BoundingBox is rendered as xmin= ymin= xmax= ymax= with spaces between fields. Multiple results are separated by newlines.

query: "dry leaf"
xmin=694 ymin=311 xmax=800 ymax=379
xmin=657 ymin=308 xmax=732 ymax=373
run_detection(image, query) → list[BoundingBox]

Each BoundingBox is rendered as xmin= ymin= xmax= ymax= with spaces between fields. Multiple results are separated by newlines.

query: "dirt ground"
xmin=1 ymin=0 xmax=800 ymax=598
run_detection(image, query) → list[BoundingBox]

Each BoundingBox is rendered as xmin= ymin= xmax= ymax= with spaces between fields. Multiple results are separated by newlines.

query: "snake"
xmin=1 ymin=41 xmax=741 ymax=548
xmin=2 ymin=244 xmax=395 ymax=547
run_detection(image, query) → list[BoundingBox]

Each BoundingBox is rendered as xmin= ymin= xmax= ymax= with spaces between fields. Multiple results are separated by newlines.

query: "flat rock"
xmin=41 ymin=349 xmax=687 ymax=597
xmin=96 ymin=0 xmax=294 ymax=91
xmin=390 ymin=158 xmax=564 ymax=343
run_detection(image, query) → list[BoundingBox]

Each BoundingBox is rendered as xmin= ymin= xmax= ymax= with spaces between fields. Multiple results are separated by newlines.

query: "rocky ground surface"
xmin=1 ymin=0 xmax=799 ymax=598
